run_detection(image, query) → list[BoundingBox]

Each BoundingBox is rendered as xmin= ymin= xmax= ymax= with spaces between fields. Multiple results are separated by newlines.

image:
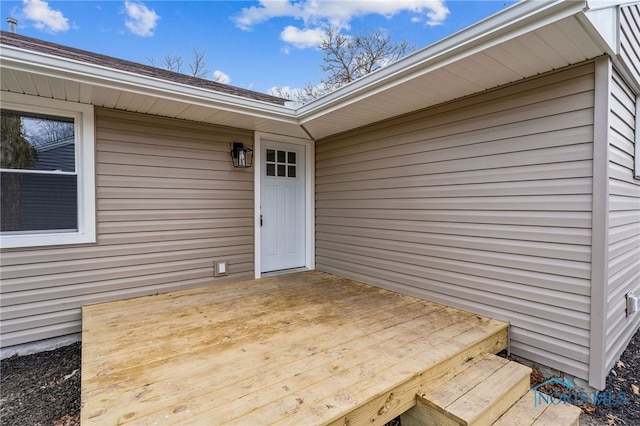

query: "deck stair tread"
xmin=493 ymin=390 xmax=582 ymax=426
xmin=401 ymin=353 xmax=582 ymax=426
xmin=409 ymin=353 xmax=530 ymax=425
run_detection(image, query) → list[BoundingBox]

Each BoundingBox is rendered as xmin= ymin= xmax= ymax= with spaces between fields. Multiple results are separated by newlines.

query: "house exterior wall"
xmin=0 ymin=108 xmax=255 ymax=347
xmin=605 ymin=69 xmax=640 ymax=372
xmin=315 ymin=63 xmax=595 ymax=380
xmin=619 ymin=3 xmax=640 ymax=85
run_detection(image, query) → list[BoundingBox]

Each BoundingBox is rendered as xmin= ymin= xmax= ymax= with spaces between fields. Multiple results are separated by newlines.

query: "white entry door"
xmin=260 ymin=141 xmax=306 ymax=273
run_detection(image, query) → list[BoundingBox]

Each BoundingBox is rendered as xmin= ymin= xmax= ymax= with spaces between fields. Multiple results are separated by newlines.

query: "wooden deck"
xmin=81 ymin=271 xmax=508 ymax=425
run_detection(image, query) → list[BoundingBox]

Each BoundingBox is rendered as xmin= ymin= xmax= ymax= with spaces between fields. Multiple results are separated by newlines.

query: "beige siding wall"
xmin=316 ymin=63 xmax=595 ymax=380
xmin=620 ymin=4 xmax=640 ymax=85
xmin=605 ymin=70 xmax=640 ymax=370
xmin=1 ymin=108 xmax=254 ymax=347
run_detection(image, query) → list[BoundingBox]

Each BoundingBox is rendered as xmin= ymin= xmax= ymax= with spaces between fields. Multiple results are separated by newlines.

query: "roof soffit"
xmin=296 ymin=1 xmax=588 ymax=123
xmin=0 ymin=42 xmax=299 ymax=127
xmin=3 ymin=0 xmax=627 ymax=140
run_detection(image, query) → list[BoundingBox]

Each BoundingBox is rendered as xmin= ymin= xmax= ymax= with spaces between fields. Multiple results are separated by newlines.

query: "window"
xmin=0 ymin=93 xmax=95 ymax=248
xmin=265 ymin=149 xmax=297 ymax=178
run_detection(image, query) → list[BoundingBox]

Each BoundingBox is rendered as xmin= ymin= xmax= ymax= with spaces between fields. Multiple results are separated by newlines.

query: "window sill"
xmin=1 ymin=231 xmax=96 ymax=249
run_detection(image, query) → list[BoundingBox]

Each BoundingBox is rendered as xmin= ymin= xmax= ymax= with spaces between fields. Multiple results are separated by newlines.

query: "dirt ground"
xmin=1 ymin=342 xmax=81 ymax=426
xmin=527 ymin=329 xmax=640 ymax=426
xmin=1 ymin=330 xmax=638 ymax=425
xmin=581 ymin=329 xmax=640 ymax=425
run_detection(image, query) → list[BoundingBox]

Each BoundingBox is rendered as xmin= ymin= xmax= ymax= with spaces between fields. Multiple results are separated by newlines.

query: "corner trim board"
xmin=588 ymin=55 xmax=612 ymax=390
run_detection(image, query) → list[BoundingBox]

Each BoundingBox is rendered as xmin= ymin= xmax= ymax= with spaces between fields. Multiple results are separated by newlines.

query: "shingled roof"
xmin=0 ymin=31 xmax=287 ymax=106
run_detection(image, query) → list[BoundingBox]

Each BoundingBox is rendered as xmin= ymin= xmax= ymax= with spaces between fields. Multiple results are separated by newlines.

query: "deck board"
xmin=81 ymin=271 xmax=507 ymax=425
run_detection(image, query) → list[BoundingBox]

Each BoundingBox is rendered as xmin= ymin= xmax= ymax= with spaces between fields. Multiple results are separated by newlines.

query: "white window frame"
xmin=0 ymin=92 xmax=96 ymax=248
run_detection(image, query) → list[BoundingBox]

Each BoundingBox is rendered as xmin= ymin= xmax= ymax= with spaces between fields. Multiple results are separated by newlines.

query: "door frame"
xmin=254 ymin=132 xmax=315 ymax=278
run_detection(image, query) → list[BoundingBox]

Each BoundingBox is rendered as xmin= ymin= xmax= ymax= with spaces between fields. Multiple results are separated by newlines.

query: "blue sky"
xmin=2 ymin=0 xmax=519 ymax=94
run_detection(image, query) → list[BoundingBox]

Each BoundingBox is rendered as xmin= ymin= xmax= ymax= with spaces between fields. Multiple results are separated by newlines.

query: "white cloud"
xmin=234 ymin=0 xmax=301 ymax=31
xmin=22 ymin=0 xmax=69 ymax=33
xmin=280 ymin=26 xmax=325 ymax=49
xmin=123 ymin=1 xmax=160 ymax=37
xmin=234 ymin=0 xmax=449 ymax=32
xmin=234 ymin=0 xmax=449 ymax=50
xmin=213 ymin=70 xmax=231 ymax=84
xmin=423 ymin=1 xmax=449 ymax=27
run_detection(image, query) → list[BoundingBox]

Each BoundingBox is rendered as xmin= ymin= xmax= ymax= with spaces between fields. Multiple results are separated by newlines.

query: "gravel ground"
xmin=1 ymin=330 xmax=638 ymax=425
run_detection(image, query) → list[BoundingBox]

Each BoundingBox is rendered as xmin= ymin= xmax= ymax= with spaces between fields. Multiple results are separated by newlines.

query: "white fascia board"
xmin=587 ymin=0 xmax=639 ymax=11
xmin=296 ymin=0 xmax=588 ymax=123
xmin=579 ymin=1 xmax=640 ymax=94
xmin=0 ymin=45 xmax=299 ymax=125
xmin=583 ymin=3 xmax=620 ymax=55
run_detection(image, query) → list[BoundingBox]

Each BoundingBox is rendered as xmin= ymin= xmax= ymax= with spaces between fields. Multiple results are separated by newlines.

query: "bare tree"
xmin=1 ymin=113 xmax=38 ymax=231
xmin=148 ymin=47 xmax=227 ymax=81
xmin=187 ymin=47 xmax=209 ymax=79
xmin=23 ymin=119 xmax=74 ymax=148
xmin=0 ymin=114 xmax=37 ymax=169
xmin=270 ymin=82 xmax=333 ymax=104
xmin=272 ymin=27 xmax=414 ymax=103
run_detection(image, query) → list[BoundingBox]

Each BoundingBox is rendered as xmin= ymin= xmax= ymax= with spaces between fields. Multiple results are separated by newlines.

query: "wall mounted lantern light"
xmin=230 ymin=142 xmax=253 ymax=168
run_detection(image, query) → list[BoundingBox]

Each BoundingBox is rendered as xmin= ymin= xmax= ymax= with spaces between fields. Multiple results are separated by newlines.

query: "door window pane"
xmin=288 ymin=166 xmax=296 ymax=178
xmin=266 ymin=149 xmax=275 ymax=162
xmin=266 ymin=163 xmax=276 ymax=176
xmin=277 ymin=164 xmax=286 ymax=177
xmin=288 ymin=152 xmax=296 ymax=164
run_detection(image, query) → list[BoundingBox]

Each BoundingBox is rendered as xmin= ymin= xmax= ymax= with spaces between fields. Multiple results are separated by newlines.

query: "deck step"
xmin=492 ymin=390 xmax=582 ymax=426
xmin=401 ymin=353 xmax=531 ymax=426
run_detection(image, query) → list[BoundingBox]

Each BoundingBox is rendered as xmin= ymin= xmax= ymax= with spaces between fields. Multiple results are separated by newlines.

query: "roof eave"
xmin=297 ymin=0 xmax=588 ymax=123
xmin=0 ymin=44 xmax=299 ymax=125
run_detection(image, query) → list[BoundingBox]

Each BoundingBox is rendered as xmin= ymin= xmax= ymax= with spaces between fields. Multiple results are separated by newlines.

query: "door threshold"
xmin=261 ymin=267 xmax=309 ymax=278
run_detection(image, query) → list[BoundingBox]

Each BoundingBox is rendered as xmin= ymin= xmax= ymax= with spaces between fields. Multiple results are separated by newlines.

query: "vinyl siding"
xmin=0 ymin=108 xmax=254 ymax=347
xmin=315 ymin=63 xmax=595 ymax=380
xmin=620 ymin=4 xmax=640 ymax=85
xmin=605 ymin=70 xmax=640 ymax=371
